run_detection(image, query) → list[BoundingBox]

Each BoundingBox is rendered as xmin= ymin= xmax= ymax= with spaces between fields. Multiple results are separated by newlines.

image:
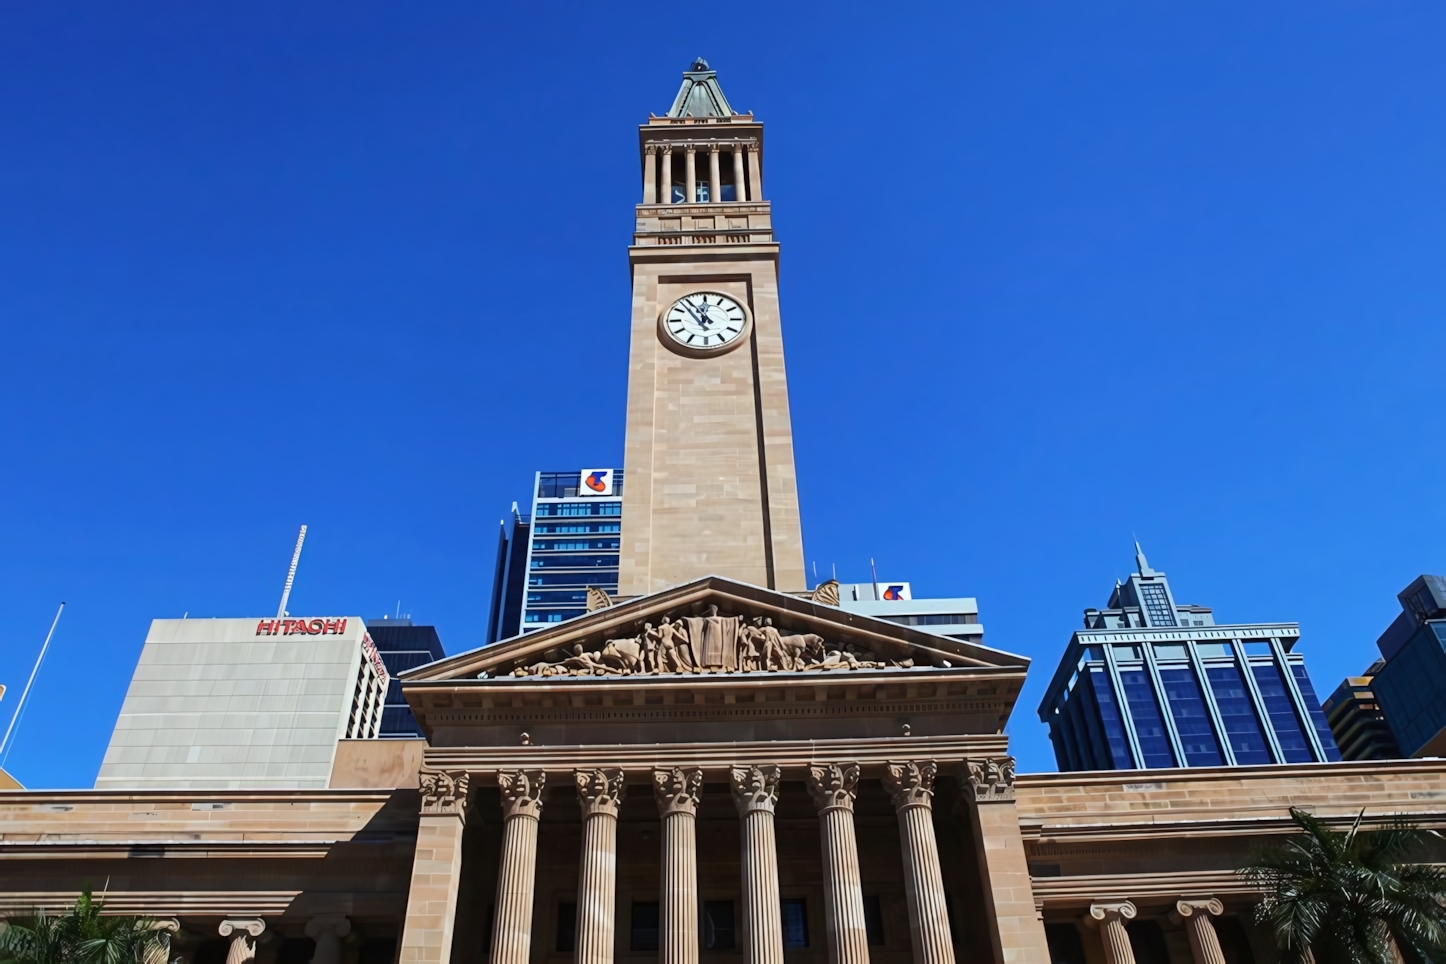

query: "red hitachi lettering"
xmin=308 ymin=619 xmax=324 ymax=634
xmin=255 ymin=619 xmax=277 ymax=636
xmin=337 ymin=618 xmax=347 ymax=634
xmin=323 ymin=619 xmax=339 ymax=634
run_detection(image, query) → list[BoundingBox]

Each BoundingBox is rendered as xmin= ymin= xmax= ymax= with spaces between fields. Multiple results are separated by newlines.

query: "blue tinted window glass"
xmin=529 ymin=554 xmax=619 ymax=569
xmin=1253 ymin=663 xmax=1313 ymax=763
xmin=1139 ymin=584 xmax=1176 ymax=626
xmin=1158 ymin=668 xmax=1223 ymax=765
xmin=1118 ymin=669 xmax=1175 ymax=768
xmin=1206 ymin=665 xmax=1272 ymax=764
xmin=1086 ymin=667 xmax=1134 ymax=768
xmin=1290 ymin=665 xmax=1342 ymax=761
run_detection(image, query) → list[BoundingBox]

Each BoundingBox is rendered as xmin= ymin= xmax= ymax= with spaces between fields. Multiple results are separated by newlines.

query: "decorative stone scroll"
xmin=420 ymin=768 xmax=471 ymax=815
xmin=882 ymin=760 xmax=938 ymax=810
xmin=498 ymin=769 xmax=547 ymax=820
xmin=803 ymin=579 xmax=840 ymax=607
xmin=654 ymin=767 xmax=703 ymax=817
xmin=806 ymin=763 xmax=860 ymax=812
xmin=575 ymin=768 xmax=626 ymax=818
xmin=964 ymin=756 xmax=1016 ymax=804
xmin=585 ymin=586 xmax=613 ymax=611
xmin=509 ymin=604 xmax=913 ymax=678
xmin=218 ymin=920 xmax=265 ymax=964
xmin=730 ymin=764 xmax=782 ymax=815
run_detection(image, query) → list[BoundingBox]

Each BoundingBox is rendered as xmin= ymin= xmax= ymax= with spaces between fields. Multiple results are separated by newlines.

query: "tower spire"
xmin=1134 ymin=540 xmax=1156 ymax=576
xmin=666 ymin=59 xmax=736 ymax=118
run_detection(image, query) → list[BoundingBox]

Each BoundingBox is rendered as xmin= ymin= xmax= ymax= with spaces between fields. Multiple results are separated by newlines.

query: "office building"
xmin=366 ymin=619 xmax=446 ymax=738
xmin=1322 ymin=662 xmax=1401 ymax=761
xmin=1371 ymin=574 xmax=1446 ymax=756
xmin=1039 ymin=545 xmax=1341 ymax=771
xmin=96 ymin=616 xmax=388 ymax=789
xmin=836 ymin=581 xmax=985 ymax=644
xmin=488 ymin=469 xmax=623 ymax=642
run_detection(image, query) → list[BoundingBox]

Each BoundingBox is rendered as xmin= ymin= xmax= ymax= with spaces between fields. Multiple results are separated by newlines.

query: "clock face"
xmin=662 ymin=292 xmax=748 ymax=351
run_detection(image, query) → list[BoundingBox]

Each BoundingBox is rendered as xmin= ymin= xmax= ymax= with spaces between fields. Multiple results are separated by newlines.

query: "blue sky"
xmin=3 ymin=2 xmax=1444 ymax=786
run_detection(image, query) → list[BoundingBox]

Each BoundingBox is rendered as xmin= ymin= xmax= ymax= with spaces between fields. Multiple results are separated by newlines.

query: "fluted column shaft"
xmin=685 ymin=149 xmax=697 ymax=204
xmin=490 ymin=771 xmax=547 ymax=964
xmin=661 ymin=148 xmax=674 ymax=204
xmin=732 ymin=766 xmax=784 ymax=964
xmin=807 ymin=764 xmax=868 ymax=964
xmin=575 ymin=770 xmax=625 ymax=964
xmin=643 ymin=147 xmax=658 ymax=204
xmin=732 ymin=147 xmax=746 ymax=204
xmin=708 ymin=147 xmax=721 ymax=204
xmin=883 ymin=762 xmax=953 ymax=964
xmin=1174 ymin=901 xmax=1225 ymax=964
xmin=1089 ymin=903 xmax=1137 ymax=964
xmin=746 ymin=146 xmax=762 ymax=201
xmin=656 ymin=768 xmax=703 ymax=964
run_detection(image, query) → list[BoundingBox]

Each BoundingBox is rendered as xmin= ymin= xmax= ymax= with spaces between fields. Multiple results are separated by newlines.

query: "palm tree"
xmin=0 ymin=892 xmax=172 ymax=964
xmin=1241 ymin=807 xmax=1446 ymax=964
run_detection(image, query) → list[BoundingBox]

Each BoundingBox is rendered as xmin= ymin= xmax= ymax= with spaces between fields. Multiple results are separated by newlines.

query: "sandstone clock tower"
xmin=619 ymin=60 xmax=807 ymax=595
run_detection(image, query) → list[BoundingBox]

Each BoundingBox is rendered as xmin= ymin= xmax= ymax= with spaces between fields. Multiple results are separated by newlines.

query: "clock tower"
xmin=619 ymin=60 xmax=807 ymax=595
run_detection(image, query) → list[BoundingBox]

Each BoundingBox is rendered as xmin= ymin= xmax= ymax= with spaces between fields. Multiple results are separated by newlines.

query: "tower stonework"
xmin=619 ymin=61 xmax=806 ymax=595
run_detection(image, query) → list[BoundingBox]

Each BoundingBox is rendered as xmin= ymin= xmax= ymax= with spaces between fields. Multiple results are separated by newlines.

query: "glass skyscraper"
xmin=365 ymin=620 xmax=446 ymax=737
xmin=487 ymin=469 xmax=623 ymax=643
xmin=1038 ymin=546 xmax=1340 ymax=771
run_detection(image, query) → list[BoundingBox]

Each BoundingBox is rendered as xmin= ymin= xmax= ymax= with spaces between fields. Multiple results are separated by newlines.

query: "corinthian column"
xmin=708 ymin=145 xmax=721 ymax=204
xmin=1087 ymin=902 xmax=1137 ymax=964
xmin=218 ymin=920 xmax=264 ymax=964
xmin=731 ymin=765 xmax=784 ymax=964
xmin=655 ymin=768 xmax=704 ymax=964
xmin=661 ymin=146 xmax=674 ymax=204
xmin=490 ymin=770 xmax=547 ymax=964
xmin=806 ymin=764 xmax=868 ymax=964
xmin=882 ymin=762 xmax=953 ymax=964
xmin=1172 ymin=900 xmax=1225 ymax=964
xmin=575 ymin=769 xmax=625 ymax=964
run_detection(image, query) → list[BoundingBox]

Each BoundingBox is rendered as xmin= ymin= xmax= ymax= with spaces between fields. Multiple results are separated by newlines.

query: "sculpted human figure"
xmin=684 ymin=604 xmax=740 ymax=672
xmin=655 ymin=616 xmax=694 ymax=673
xmin=760 ymin=617 xmax=789 ymax=670
xmin=638 ymin=622 xmax=661 ymax=673
xmin=561 ymin=644 xmax=617 ymax=675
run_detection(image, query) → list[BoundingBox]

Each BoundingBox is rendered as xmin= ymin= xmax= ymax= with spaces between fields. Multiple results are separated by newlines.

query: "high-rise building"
xmin=366 ymin=619 xmax=446 ymax=738
xmin=1322 ymin=661 xmax=1401 ymax=761
xmin=1370 ymin=574 xmax=1446 ymax=756
xmin=835 ymin=581 xmax=985 ymax=645
xmin=487 ymin=469 xmax=623 ymax=642
xmin=1038 ymin=546 xmax=1341 ymax=771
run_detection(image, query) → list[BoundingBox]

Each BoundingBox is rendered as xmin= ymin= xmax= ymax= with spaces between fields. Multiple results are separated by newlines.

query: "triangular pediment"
xmin=403 ymin=576 xmax=1028 ymax=683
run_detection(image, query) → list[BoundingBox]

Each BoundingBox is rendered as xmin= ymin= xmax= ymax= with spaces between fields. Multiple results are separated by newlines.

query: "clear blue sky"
xmin=3 ymin=2 xmax=1445 ymax=787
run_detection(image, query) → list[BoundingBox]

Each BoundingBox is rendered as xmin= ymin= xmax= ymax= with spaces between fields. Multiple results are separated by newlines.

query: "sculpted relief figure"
xmin=509 ymin=607 xmax=915 ymax=678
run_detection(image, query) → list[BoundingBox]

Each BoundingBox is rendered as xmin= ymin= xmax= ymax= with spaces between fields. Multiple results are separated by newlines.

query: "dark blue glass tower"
xmin=1038 ymin=546 xmax=1340 ymax=771
xmin=365 ymin=621 xmax=446 ymax=738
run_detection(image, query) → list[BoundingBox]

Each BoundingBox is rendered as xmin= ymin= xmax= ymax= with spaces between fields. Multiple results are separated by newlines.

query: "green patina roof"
xmin=666 ymin=59 xmax=736 ymax=118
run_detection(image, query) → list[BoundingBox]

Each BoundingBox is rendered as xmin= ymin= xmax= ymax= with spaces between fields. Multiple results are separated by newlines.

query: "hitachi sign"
xmin=255 ymin=617 xmax=349 ymax=636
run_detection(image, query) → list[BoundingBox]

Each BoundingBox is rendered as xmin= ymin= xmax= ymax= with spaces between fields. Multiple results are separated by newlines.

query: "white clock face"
xmin=663 ymin=292 xmax=747 ymax=351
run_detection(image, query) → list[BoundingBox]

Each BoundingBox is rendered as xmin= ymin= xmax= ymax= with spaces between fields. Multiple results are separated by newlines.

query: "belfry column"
xmin=731 ymin=765 xmax=784 ymax=964
xmin=806 ymin=764 xmax=869 ymax=964
xmin=685 ymin=148 xmax=697 ymax=204
xmin=882 ymin=762 xmax=953 ymax=964
xmin=959 ymin=757 xmax=1052 ymax=963
xmin=746 ymin=143 xmax=762 ymax=200
xmin=643 ymin=145 xmax=658 ymax=204
xmin=1171 ymin=900 xmax=1225 ymax=964
xmin=732 ymin=146 xmax=746 ymax=204
xmin=1087 ymin=902 xmax=1137 ymax=964
xmin=490 ymin=770 xmax=547 ymax=964
xmin=708 ymin=145 xmax=721 ymax=204
xmin=398 ymin=769 xmax=470 ymax=964
xmin=575 ymin=770 xmax=625 ymax=964
xmin=655 ymin=768 xmax=704 ymax=964
xmin=661 ymin=146 xmax=674 ymax=204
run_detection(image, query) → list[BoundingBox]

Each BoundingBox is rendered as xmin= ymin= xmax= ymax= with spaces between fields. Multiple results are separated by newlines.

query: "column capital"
xmin=498 ymin=768 xmax=547 ymax=820
xmin=1171 ymin=898 xmax=1223 ymax=921
xmin=1087 ymin=901 xmax=1137 ymax=925
xmin=420 ymin=767 xmax=471 ymax=817
xmin=661 ymin=143 xmax=674 ymax=155
xmin=882 ymin=760 xmax=937 ymax=811
xmin=730 ymin=764 xmax=781 ymax=815
xmin=708 ymin=143 xmax=721 ymax=154
xmin=654 ymin=766 xmax=703 ymax=817
xmin=575 ymin=767 xmax=626 ymax=818
xmin=148 ymin=920 xmax=180 ymax=934
xmin=218 ymin=920 xmax=265 ymax=939
xmin=644 ymin=143 xmax=659 ymax=155
xmin=964 ymin=756 xmax=1016 ymax=804
xmin=305 ymin=914 xmax=352 ymax=939
xmin=805 ymin=762 xmax=859 ymax=813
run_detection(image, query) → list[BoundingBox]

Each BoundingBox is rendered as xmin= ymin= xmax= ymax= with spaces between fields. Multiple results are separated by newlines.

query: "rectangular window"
xmin=1206 ymin=664 xmax=1272 ymax=763
xmin=703 ymin=901 xmax=735 ymax=950
xmin=1158 ymin=668 xmax=1223 ymax=765
xmin=1112 ymin=644 xmax=1141 ymax=661
xmin=1153 ymin=644 xmax=1188 ymax=661
xmin=1086 ymin=667 xmax=1135 ymax=768
xmin=862 ymin=896 xmax=885 ymax=946
xmin=781 ymin=898 xmax=809 ymax=949
xmin=1118 ymin=669 xmax=1176 ymax=767
xmin=1253 ymin=663 xmax=1313 ymax=763
xmin=1243 ymin=640 xmax=1273 ymax=656
xmin=1196 ymin=642 xmax=1233 ymax=658
xmin=556 ymin=903 xmax=576 ymax=952
xmin=1291 ymin=664 xmax=1343 ymax=761
xmin=631 ymin=902 xmax=660 ymax=952
xmin=1138 ymin=583 xmax=1176 ymax=627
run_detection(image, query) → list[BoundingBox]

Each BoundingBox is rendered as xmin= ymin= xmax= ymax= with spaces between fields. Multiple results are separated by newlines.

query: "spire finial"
xmin=690 ymin=57 xmax=710 ymax=72
xmin=1134 ymin=540 xmax=1155 ymax=576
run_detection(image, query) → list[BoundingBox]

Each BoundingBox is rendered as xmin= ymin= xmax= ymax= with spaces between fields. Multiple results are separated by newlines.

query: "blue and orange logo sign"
xmin=882 ymin=585 xmax=906 ymax=601
xmin=583 ymin=469 xmax=611 ymax=493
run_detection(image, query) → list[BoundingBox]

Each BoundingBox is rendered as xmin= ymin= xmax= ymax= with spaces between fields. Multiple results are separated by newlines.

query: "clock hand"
xmin=682 ymin=299 xmax=709 ymax=328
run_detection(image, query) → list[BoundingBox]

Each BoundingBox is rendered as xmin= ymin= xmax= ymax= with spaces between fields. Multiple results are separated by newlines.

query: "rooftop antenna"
xmin=0 ymin=602 xmax=65 ymax=766
xmin=277 ymin=525 xmax=307 ymax=618
xmin=869 ymin=558 xmax=880 ymax=601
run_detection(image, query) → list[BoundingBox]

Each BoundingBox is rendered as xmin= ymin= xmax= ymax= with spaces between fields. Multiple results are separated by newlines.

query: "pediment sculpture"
xmin=508 ymin=604 xmax=915 ymax=678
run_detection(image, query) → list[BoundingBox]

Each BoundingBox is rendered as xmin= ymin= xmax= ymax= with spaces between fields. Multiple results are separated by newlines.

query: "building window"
xmin=781 ymin=898 xmax=809 ymax=948
xmin=1112 ymin=644 xmax=1141 ymax=661
xmin=631 ymin=902 xmax=660 ymax=951
xmin=1154 ymin=644 xmax=1188 ymax=661
xmin=1206 ymin=664 xmax=1272 ymax=764
xmin=703 ymin=901 xmax=735 ymax=950
xmin=1252 ymin=663 xmax=1314 ymax=763
xmin=1118 ymin=669 xmax=1176 ymax=767
xmin=1086 ymin=667 xmax=1134 ymax=768
xmin=1196 ymin=642 xmax=1233 ymax=658
xmin=556 ymin=903 xmax=576 ymax=952
xmin=1291 ymin=664 xmax=1343 ymax=761
xmin=862 ymin=896 xmax=885 ymax=946
xmin=1158 ymin=668 xmax=1223 ymax=766
xmin=1138 ymin=584 xmax=1176 ymax=627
